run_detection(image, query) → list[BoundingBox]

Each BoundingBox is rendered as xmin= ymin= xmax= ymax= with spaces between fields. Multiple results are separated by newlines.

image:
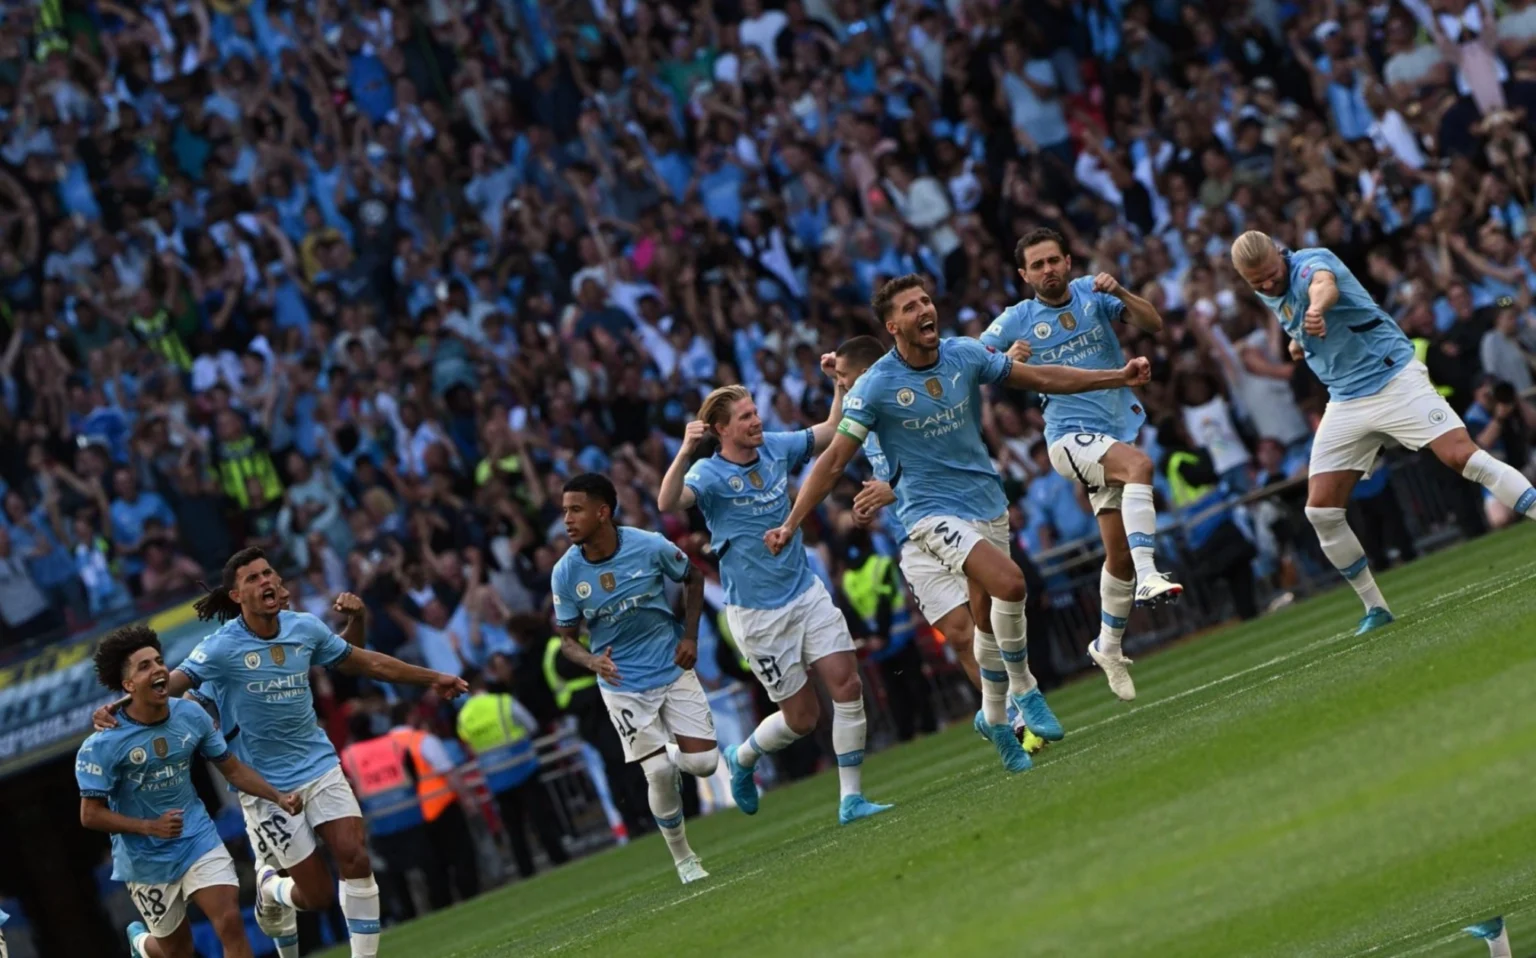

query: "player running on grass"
xmin=832 ymin=335 xmax=1047 ymax=754
xmin=765 ymin=274 xmax=1151 ymax=774
xmin=981 ymin=228 xmax=1181 ymax=702
xmin=553 ymin=472 xmax=720 ymax=884
xmin=181 ymin=585 xmax=366 ymax=958
xmin=1231 ymin=231 xmax=1536 ymax=634
xmin=658 ymin=357 xmax=893 ymax=825
xmin=78 ymin=624 xmax=303 ymax=958
xmin=93 ymin=547 xmax=468 ymax=958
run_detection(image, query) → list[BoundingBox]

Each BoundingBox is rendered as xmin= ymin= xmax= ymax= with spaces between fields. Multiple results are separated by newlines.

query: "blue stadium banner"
xmin=0 ymin=601 xmax=219 ymax=779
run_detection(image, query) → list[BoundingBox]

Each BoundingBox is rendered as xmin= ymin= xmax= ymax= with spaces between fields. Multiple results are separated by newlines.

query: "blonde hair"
xmin=698 ymin=385 xmax=750 ymax=433
xmin=1230 ymin=231 xmax=1276 ymax=270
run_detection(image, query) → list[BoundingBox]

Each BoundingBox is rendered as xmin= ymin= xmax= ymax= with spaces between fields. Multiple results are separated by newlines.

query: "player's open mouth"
xmin=261 ymin=587 xmax=278 ymax=605
xmin=151 ymin=676 xmax=168 ymax=694
xmin=919 ymin=319 xmax=937 ymax=334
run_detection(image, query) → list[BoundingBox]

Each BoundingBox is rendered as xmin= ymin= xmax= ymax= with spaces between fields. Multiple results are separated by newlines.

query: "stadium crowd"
xmin=4 ymin=0 xmax=1536 ymax=933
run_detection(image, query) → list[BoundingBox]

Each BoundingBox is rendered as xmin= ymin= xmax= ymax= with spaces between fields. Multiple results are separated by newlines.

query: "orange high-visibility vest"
xmin=389 ymin=728 xmax=456 ymax=822
xmin=340 ymin=735 xmax=424 ymax=835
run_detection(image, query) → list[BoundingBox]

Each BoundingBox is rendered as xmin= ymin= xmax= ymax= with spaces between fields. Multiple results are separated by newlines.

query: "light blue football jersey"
xmin=186 ymin=683 xmax=254 ymax=794
xmin=551 ymin=527 xmax=691 ymax=693
xmin=684 ymin=429 xmax=818 ymax=610
xmin=1254 ymin=247 xmax=1415 ymax=401
xmin=75 ymin=697 xmax=229 ymax=885
xmin=860 ymin=432 xmax=909 ymax=546
xmin=981 ymin=276 xmax=1142 ymax=446
xmin=839 ymin=338 xmax=1012 ymax=529
xmin=176 ymin=611 xmax=353 ymax=792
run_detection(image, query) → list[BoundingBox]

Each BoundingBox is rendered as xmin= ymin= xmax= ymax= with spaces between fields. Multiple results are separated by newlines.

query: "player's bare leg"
xmin=190 ymin=885 xmax=253 ymax=958
xmin=1430 ymin=428 xmax=1536 ymax=522
xmin=1304 ymin=469 xmax=1393 ymax=635
xmin=1099 ymin=442 xmax=1182 ymax=607
xmin=930 ymin=602 xmax=979 ymax=689
xmin=648 ymin=734 xmax=716 ymax=883
xmin=1088 ymin=510 xmax=1138 ymax=701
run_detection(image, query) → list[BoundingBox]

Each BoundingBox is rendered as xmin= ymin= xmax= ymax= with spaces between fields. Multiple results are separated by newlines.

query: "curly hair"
xmin=93 ymin=624 xmax=163 ymax=693
xmin=194 ymin=546 xmax=267 ymax=622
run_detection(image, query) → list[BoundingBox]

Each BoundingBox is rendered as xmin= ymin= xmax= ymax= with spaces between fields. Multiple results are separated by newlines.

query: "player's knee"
xmin=674 ymin=747 xmax=719 ymax=778
xmin=1123 ymin=449 xmax=1154 ymax=485
xmin=827 ymin=670 xmax=862 ymax=705
xmin=782 ymin=697 xmax=820 ymax=736
xmin=993 ymin=566 xmax=1027 ymax=604
xmin=210 ymin=907 xmax=248 ymax=945
xmin=938 ymin=617 xmax=973 ymax=656
xmin=1303 ymin=505 xmax=1348 ymax=533
xmin=332 ymin=843 xmax=372 ymax=883
xmin=640 ymin=751 xmax=674 ymax=783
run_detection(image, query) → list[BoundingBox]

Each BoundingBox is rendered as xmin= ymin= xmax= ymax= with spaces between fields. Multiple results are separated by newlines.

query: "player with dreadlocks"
xmin=94 ymin=547 xmax=466 ymax=958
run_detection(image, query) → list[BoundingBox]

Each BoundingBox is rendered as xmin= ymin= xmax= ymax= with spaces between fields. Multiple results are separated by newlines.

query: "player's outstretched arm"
xmin=1008 ymin=356 xmax=1151 ymax=395
xmin=80 ymin=797 xmax=184 ymax=838
xmin=1094 ymin=273 xmax=1163 ymax=332
xmin=218 ymin=754 xmax=303 ymax=814
xmin=764 ymin=430 xmax=860 ymax=554
xmin=336 ymin=646 xmax=469 ymax=699
xmin=658 ymin=421 xmax=705 ymax=512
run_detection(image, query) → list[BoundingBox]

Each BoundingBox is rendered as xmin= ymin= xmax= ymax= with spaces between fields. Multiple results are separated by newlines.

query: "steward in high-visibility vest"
xmin=456 ymin=690 xmax=539 ymax=795
xmin=840 ymin=552 xmax=914 ymax=663
xmin=214 ymin=430 xmax=284 ymax=509
xmin=130 ymin=307 xmax=192 ymax=371
xmin=1164 ymin=448 xmax=1230 ymax=552
xmin=542 ymin=635 xmax=597 ymax=709
xmin=713 ymin=608 xmax=750 ymax=672
xmin=1411 ymin=338 xmax=1455 ymax=398
xmin=388 ymin=726 xmax=456 ymax=823
xmin=340 ymin=720 xmax=424 ymax=837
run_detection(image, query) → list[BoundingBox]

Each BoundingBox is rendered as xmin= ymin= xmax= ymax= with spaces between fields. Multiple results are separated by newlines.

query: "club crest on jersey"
xmin=728 ymin=475 xmax=745 ymax=492
xmin=1033 ymin=322 xmax=1052 ymax=339
xmin=271 ymin=646 xmax=286 ymax=667
xmin=576 ymin=581 xmax=592 ymax=599
xmin=129 ymin=747 xmax=148 ymax=765
xmin=600 ymin=572 xmax=617 ymax=592
xmin=153 ymin=737 xmax=168 ymax=759
xmin=244 ymin=652 xmax=261 ymax=669
xmin=1061 ymin=311 xmax=1077 ymax=331
xmin=747 ymin=470 xmax=764 ymax=490
xmin=924 ymin=377 xmax=943 ymax=398
xmin=896 ymin=388 xmax=916 ymax=406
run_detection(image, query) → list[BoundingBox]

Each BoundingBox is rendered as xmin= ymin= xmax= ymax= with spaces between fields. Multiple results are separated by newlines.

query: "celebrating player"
xmin=765 ymin=274 xmax=1150 ymax=773
xmin=832 ymin=336 xmax=1045 ymax=752
xmin=1232 ymin=232 xmax=1536 ymax=633
xmin=93 ymin=547 xmax=468 ymax=958
xmin=181 ymin=585 xmax=366 ymax=958
xmin=553 ymin=473 xmax=720 ymax=884
xmin=658 ymin=361 xmax=894 ymax=825
xmin=77 ymin=624 xmax=302 ymax=958
xmin=981 ymin=228 xmax=1180 ymax=701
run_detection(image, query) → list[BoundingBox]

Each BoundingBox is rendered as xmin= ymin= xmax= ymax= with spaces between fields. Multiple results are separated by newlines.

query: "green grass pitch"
xmin=318 ymin=525 xmax=1536 ymax=958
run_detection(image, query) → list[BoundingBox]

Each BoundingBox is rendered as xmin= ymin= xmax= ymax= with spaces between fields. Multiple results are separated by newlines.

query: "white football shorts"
xmin=1047 ymin=433 xmax=1124 ymax=514
xmin=600 ymin=669 xmax=717 ymax=762
xmin=127 ymin=845 xmax=238 ymax=938
xmin=908 ymin=513 xmax=1012 ymax=576
xmin=239 ymin=764 xmax=362 ymax=870
xmin=1311 ymin=361 xmax=1462 ymax=476
xmin=898 ymin=539 xmax=969 ymax=623
xmin=725 ymin=579 xmax=855 ymax=702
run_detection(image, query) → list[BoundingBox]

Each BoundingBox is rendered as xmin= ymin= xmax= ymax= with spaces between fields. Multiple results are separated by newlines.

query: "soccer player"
xmin=553 ymin=473 xmax=719 ymax=884
xmin=980 ymin=228 xmax=1181 ymax=701
xmin=1232 ymin=232 xmax=1536 ymax=633
xmin=833 ymin=336 xmax=1046 ymax=752
xmin=94 ymin=547 xmax=468 ymax=958
xmin=77 ymin=624 xmax=303 ymax=958
xmin=765 ymin=274 xmax=1150 ymax=773
xmin=184 ymin=586 xmax=366 ymax=958
xmin=657 ymin=360 xmax=893 ymax=825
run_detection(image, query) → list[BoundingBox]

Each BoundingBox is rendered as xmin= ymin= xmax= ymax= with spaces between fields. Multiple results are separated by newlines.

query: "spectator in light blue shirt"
xmin=107 ymin=469 xmax=178 ymax=578
xmin=997 ymin=39 xmax=1072 ymax=163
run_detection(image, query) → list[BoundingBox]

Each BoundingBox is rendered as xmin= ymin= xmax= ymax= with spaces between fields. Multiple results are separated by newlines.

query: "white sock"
xmin=130 ymin=930 xmax=151 ymax=958
xmin=642 ymin=753 xmax=695 ymax=865
xmin=264 ymin=876 xmax=298 ymax=910
xmin=269 ymin=908 xmax=300 ymax=958
xmin=1122 ymin=483 xmax=1161 ymax=582
xmin=341 ymin=876 xmax=381 ymax=958
xmin=1487 ymin=926 xmax=1513 ymax=958
xmin=1305 ymin=506 xmax=1389 ymax=613
xmin=735 ymin=711 xmax=804 ymax=768
xmin=1098 ymin=568 xmax=1135 ymax=656
xmin=974 ymin=628 xmax=1010 ymax=725
xmin=1464 ymin=449 xmax=1536 ymax=518
xmin=671 ymin=746 xmax=720 ymax=778
xmin=989 ymin=598 xmax=1037 ymax=696
xmin=830 ymin=698 xmax=867 ymax=799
